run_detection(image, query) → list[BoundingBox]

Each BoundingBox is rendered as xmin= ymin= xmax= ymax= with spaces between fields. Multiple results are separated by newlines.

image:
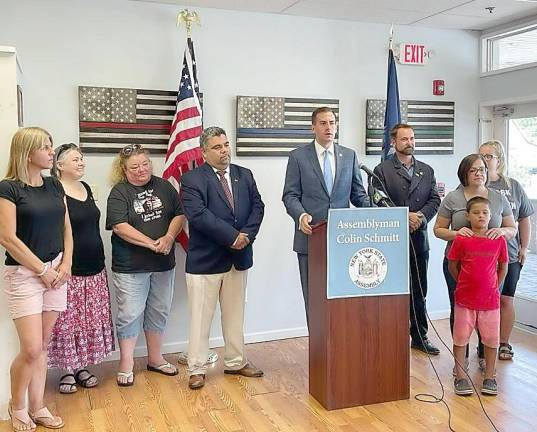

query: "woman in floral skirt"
xmin=48 ymin=143 xmax=115 ymax=393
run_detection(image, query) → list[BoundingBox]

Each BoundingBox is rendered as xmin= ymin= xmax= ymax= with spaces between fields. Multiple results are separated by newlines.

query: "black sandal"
xmin=74 ymin=369 xmax=98 ymax=388
xmin=498 ymin=343 xmax=514 ymax=360
xmin=59 ymin=373 xmax=77 ymax=394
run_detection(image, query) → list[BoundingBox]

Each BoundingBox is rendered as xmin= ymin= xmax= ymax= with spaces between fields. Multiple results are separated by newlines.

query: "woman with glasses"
xmin=106 ymin=144 xmax=184 ymax=386
xmin=479 ymin=141 xmax=534 ymax=361
xmin=48 ymin=143 xmax=115 ymax=394
xmin=0 ymin=127 xmax=69 ymax=430
xmin=433 ymin=154 xmax=517 ymax=370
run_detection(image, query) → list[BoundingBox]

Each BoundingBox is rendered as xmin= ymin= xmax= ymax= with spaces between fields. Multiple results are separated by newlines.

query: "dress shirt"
xmin=212 ymin=166 xmax=233 ymax=198
xmin=314 ymin=140 xmax=336 ymax=183
xmin=298 ymin=141 xmax=336 ymax=230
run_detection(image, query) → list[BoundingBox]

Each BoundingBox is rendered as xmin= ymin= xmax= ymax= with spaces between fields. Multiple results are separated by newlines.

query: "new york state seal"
xmin=348 ymin=247 xmax=388 ymax=289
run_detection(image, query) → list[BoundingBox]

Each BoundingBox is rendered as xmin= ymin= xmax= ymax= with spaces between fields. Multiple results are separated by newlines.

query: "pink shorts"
xmin=453 ymin=304 xmax=500 ymax=348
xmin=3 ymin=253 xmax=67 ymax=320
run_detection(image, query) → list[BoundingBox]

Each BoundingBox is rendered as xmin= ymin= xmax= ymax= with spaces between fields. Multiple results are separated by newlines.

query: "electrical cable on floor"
xmin=372 ymin=173 xmax=501 ymax=432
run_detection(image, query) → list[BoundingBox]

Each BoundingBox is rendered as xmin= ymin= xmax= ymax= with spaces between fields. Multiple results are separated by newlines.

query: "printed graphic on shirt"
xmin=133 ymin=189 xmax=164 ymax=222
xmin=497 ymin=188 xmax=516 ymax=211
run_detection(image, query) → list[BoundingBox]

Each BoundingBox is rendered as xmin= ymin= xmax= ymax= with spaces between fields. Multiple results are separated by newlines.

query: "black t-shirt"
xmin=67 ymin=181 xmax=105 ymax=276
xmin=106 ymin=176 xmax=183 ymax=273
xmin=0 ymin=176 xmax=65 ymax=265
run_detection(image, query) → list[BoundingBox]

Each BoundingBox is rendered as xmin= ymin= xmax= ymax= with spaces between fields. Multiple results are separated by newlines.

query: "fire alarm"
xmin=433 ymin=79 xmax=445 ymax=96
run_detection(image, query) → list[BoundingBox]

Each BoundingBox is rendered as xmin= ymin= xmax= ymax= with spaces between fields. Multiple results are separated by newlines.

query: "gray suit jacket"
xmin=282 ymin=142 xmax=369 ymax=254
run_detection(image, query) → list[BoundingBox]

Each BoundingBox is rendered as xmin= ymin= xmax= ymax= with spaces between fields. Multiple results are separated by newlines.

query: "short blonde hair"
xmin=109 ymin=144 xmax=150 ymax=185
xmin=5 ymin=127 xmax=53 ymax=184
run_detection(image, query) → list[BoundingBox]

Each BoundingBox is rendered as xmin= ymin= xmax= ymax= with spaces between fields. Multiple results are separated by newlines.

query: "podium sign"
xmin=327 ymin=207 xmax=409 ymax=299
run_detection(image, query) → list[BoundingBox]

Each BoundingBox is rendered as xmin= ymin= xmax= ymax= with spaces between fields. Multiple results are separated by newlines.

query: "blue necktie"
xmin=323 ymin=150 xmax=333 ymax=195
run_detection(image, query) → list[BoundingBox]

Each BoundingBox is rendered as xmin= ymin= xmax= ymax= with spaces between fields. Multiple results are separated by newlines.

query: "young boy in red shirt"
xmin=448 ymin=196 xmax=508 ymax=396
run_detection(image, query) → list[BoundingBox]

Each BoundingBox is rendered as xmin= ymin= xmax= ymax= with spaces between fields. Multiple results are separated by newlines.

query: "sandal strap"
xmin=31 ymin=407 xmax=54 ymax=419
xmin=75 ymin=369 xmax=92 ymax=381
xmin=59 ymin=373 xmax=76 ymax=383
xmin=153 ymin=362 xmax=174 ymax=371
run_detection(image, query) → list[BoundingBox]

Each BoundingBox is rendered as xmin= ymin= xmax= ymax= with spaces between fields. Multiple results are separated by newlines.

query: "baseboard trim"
xmin=428 ymin=309 xmax=450 ymax=321
xmin=106 ymin=326 xmax=309 ymax=361
xmin=106 ymin=313 xmax=456 ymax=361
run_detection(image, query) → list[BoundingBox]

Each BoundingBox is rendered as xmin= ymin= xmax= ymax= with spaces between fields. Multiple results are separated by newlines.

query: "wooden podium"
xmin=308 ymin=221 xmax=410 ymax=410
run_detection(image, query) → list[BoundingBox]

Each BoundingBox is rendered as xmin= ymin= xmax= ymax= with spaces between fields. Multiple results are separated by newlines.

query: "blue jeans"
xmin=113 ymin=269 xmax=175 ymax=340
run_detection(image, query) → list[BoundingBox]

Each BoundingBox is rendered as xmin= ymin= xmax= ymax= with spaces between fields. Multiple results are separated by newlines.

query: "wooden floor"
xmin=2 ymin=319 xmax=537 ymax=432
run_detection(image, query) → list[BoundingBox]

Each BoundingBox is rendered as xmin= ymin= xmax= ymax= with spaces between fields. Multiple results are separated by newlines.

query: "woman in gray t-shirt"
xmin=433 ymin=154 xmax=516 ymax=365
xmin=480 ymin=141 xmax=535 ymax=361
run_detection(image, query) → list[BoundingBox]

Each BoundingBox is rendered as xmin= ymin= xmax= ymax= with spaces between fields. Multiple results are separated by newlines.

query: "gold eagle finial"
xmin=177 ymin=9 xmax=200 ymax=37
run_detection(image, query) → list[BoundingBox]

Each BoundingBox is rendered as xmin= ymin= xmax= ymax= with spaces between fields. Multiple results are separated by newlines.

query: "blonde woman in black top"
xmin=0 ymin=127 xmax=70 ymax=431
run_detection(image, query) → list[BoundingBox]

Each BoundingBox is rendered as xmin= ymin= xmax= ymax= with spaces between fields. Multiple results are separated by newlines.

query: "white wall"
xmin=0 ymin=46 xmax=21 ymax=418
xmin=481 ymin=65 xmax=537 ymax=106
xmin=0 ymin=0 xmax=480 ymax=369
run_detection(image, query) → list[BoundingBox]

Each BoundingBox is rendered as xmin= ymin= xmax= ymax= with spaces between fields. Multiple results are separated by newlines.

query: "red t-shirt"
xmin=447 ymin=235 xmax=508 ymax=310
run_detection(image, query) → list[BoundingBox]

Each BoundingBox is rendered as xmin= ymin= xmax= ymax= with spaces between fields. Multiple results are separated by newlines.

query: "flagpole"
xmin=381 ymin=24 xmax=400 ymax=162
xmin=177 ymin=9 xmax=201 ymax=37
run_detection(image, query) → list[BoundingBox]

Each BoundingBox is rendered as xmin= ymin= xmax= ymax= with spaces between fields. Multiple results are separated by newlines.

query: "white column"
xmin=0 ymin=46 xmax=21 ymax=419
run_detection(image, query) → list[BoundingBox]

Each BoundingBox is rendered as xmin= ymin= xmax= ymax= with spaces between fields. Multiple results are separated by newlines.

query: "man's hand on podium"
xmin=299 ymin=213 xmax=313 ymax=235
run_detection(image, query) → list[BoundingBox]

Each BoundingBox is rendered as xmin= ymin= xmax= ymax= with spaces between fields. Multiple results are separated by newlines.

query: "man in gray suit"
xmin=282 ymin=107 xmax=369 ymax=321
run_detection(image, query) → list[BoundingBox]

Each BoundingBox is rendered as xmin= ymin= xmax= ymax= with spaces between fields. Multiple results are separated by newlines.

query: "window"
xmin=507 ymin=117 xmax=537 ymax=302
xmin=508 ymin=117 xmax=537 ymax=199
xmin=482 ymin=23 xmax=537 ymax=73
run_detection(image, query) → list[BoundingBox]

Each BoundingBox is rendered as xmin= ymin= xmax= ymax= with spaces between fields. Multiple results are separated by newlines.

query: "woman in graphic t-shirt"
xmin=479 ymin=140 xmax=535 ymax=361
xmin=106 ymin=144 xmax=184 ymax=387
xmin=0 ymin=127 xmax=71 ymax=431
xmin=48 ymin=143 xmax=115 ymax=394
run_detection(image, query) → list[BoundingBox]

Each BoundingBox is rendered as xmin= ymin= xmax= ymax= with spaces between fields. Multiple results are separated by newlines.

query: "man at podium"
xmin=373 ymin=123 xmax=441 ymax=355
xmin=282 ymin=107 xmax=369 ymax=323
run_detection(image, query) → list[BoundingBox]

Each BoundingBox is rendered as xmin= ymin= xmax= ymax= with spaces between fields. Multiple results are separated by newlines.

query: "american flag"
xmin=163 ymin=37 xmax=204 ymax=250
xmin=78 ymin=86 xmax=177 ymax=153
xmin=236 ymin=96 xmax=339 ymax=156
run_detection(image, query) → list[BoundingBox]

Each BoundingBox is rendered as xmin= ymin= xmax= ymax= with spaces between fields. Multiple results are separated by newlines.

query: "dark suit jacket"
xmin=282 ymin=142 xmax=369 ymax=254
xmin=373 ymin=156 xmax=440 ymax=254
xmin=181 ymin=162 xmax=264 ymax=274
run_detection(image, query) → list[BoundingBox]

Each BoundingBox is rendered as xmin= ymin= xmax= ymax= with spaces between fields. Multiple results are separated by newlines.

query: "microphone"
xmin=372 ymin=189 xmax=392 ymax=207
xmin=359 ymin=163 xmax=375 ymax=177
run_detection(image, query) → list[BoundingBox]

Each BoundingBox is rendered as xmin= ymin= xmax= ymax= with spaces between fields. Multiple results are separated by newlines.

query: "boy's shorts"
xmin=453 ymin=304 xmax=500 ymax=348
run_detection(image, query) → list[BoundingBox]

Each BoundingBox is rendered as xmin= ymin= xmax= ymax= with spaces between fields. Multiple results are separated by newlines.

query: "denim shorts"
xmin=501 ymin=262 xmax=522 ymax=297
xmin=112 ymin=268 xmax=175 ymax=340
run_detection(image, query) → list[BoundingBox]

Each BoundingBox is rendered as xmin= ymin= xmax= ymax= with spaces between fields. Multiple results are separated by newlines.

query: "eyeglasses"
xmin=480 ymin=154 xmax=498 ymax=161
xmin=120 ymin=144 xmax=143 ymax=157
xmin=469 ymin=167 xmax=487 ymax=175
xmin=55 ymin=143 xmax=78 ymax=159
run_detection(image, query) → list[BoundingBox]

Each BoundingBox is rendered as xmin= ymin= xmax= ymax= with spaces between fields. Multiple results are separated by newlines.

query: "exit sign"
xmin=398 ymin=43 xmax=429 ymax=65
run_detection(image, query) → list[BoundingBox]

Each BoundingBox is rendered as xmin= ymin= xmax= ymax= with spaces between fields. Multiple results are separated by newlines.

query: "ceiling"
xmin=130 ymin=0 xmax=537 ymax=30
